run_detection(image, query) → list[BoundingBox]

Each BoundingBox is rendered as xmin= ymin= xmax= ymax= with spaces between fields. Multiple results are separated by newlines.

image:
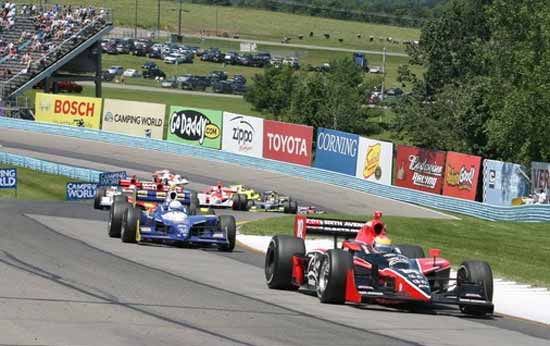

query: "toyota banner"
xmin=314 ymin=128 xmax=359 ymax=176
xmin=167 ymin=106 xmax=223 ymax=149
xmin=101 ymin=99 xmax=165 ymax=139
xmin=394 ymin=145 xmax=446 ymax=194
xmin=442 ymin=151 xmax=482 ymax=201
xmin=355 ymin=137 xmax=394 ymax=186
xmin=263 ymin=120 xmax=313 ymax=166
xmin=222 ymin=112 xmax=264 ymax=158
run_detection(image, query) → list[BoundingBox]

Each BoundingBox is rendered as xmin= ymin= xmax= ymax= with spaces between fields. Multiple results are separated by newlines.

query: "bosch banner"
xmin=314 ymin=128 xmax=359 ymax=176
xmin=394 ymin=145 xmax=446 ymax=194
xmin=263 ymin=120 xmax=313 ymax=166
xmin=222 ymin=112 xmax=264 ymax=158
xmin=483 ymin=159 xmax=530 ymax=205
xmin=167 ymin=106 xmax=223 ymax=149
xmin=0 ymin=168 xmax=17 ymax=189
xmin=442 ymin=151 xmax=482 ymax=201
xmin=355 ymin=137 xmax=394 ymax=186
xmin=98 ymin=171 xmax=127 ymax=186
xmin=66 ymin=182 xmax=97 ymax=200
xmin=531 ymin=162 xmax=550 ymax=194
xmin=35 ymin=93 xmax=102 ymax=128
xmin=101 ymin=99 xmax=165 ymax=139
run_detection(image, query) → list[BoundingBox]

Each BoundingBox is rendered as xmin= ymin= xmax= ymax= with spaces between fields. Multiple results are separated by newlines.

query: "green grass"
xmin=16 ymin=0 xmax=419 ymax=53
xmin=240 ymin=214 xmax=550 ymax=288
xmin=0 ymin=164 xmax=76 ymax=201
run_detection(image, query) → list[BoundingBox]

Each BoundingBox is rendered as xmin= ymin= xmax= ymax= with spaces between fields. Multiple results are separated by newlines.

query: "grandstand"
xmin=0 ymin=3 xmax=112 ymax=116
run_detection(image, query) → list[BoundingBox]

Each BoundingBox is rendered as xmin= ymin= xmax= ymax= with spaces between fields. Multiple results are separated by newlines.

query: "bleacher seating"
xmin=0 ymin=3 xmax=111 ymax=100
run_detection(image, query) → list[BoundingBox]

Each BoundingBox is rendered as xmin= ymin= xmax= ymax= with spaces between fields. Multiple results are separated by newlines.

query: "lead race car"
xmin=265 ymin=212 xmax=494 ymax=315
xmin=108 ymin=189 xmax=236 ymax=251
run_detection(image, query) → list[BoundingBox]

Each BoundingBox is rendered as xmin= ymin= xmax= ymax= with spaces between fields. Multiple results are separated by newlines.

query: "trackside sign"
xmin=101 ymin=99 xmax=165 ymax=139
xmin=355 ymin=137 xmax=394 ymax=186
xmin=222 ymin=112 xmax=264 ymax=158
xmin=66 ymin=182 xmax=97 ymax=200
xmin=167 ymin=106 xmax=223 ymax=149
xmin=263 ymin=120 xmax=313 ymax=166
xmin=35 ymin=93 xmax=102 ymax=128
xmin=314 ymin=128 xmax=359 ymax=175
xmin=0 ymin=168 xmax=17 ymax=189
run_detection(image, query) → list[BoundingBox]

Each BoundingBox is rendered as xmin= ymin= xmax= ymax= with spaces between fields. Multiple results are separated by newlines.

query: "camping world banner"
xmin=101 ymin=99 xmax=165 ymax=139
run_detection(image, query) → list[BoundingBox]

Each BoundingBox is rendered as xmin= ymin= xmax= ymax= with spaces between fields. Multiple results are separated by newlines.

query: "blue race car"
xmin=108 ymin=192 xmax=236 ymax=251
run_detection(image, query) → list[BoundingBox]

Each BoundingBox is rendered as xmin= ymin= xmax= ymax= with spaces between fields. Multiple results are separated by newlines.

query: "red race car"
xmin=265 ymin=212 xmax=494 ymax=315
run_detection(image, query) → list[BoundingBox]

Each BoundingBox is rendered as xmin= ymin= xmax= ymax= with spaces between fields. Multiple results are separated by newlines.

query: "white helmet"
xmin=168 ymin=200 xmax=184 ymax=211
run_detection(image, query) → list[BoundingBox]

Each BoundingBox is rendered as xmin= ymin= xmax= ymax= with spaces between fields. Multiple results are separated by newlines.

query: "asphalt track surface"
xmin=1 ymin=129 xmax=550 ymax=345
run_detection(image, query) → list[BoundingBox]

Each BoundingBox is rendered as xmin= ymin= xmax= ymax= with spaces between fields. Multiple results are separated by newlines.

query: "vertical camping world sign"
xmin=167 ymin=106 xmax=223 ymax=149
xmin=35 ymin=92 xmax=102 ymax=128
xmin=394 ymin=145 xmax=446 ymax=194
xmin=0 ymin=168 xmax=17 ymax=189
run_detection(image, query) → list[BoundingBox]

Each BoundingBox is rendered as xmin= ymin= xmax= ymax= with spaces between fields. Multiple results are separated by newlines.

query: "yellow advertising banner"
xmin=35 ymin=92 xmax=102 ymax=129
xmin=101 ymin=99 xmax=165 ymax=139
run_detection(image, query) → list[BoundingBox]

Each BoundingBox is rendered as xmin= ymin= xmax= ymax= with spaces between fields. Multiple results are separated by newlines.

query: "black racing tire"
xmin=113 ymin=195 xmax=128 ymax=204
xmin=238 ymin=194 xmax=248 ymax=211
xmin=289 ymin=199 xmax=298 ymax=214
xmin=189 ymin=192 xmax=199 ymax=215
xmin=108 ymin=200 xmax=130 ymax=238
xmin=94 ymin=187 xmax=106 ymax=210
xmin=396 ymin=244 xmax=425 ymax=258
xmin=265 ymin=235 xmax=305 ymax=289
xmin=121 ymin=206 xmax=140 ymax=243
xmin=457 ymin=261 xmax=494 ymax=315
xmin=231 ymin=193 xmax=240 ymax=211
xmin=246 ymin=199 xmax=255 ymax=210
xmin=218 ymin=215 xmax=236 ymax=252
xmin=316 ymin=249 xmax=353 ymax=304
xmin=283 ymin=200 xmax=290 ymax=214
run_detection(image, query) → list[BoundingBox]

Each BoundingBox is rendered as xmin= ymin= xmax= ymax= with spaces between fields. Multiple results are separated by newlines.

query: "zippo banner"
xmin=167 ymin=106 xmax=223 ymax=149
xmin=263 ymin=120 xmax=313 ymax=166
xmin=483 ymin=159 xmax=530 ymax=205
xmin=394 ymin=145 xmax=446 ymax=194
xmin=442 ymin=151 xmax=482 ymax=201
xmin=101 ymin=99 xmax=165 ymax=139
xmin=314 ymin=128 xmax=359 ymax=176
xmin=35 ymin=92 xmax=102 ymax=128
xmin=66 ymin=182 xmax=97 ymax=200
xmin=222 ymin=112 xmax=264 ymax=158
xmin=355 ymin=137 xmax=393 ymax=186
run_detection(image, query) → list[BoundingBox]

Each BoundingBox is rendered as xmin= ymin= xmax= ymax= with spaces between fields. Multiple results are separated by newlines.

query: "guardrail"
xmin=1 ymin=117 xmax=550 ymax=221
xmin=0 ymin=150 xmax=102 ymax=183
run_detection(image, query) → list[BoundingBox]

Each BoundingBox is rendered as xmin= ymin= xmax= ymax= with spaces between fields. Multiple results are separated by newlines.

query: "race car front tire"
xmin=108 ymin=200 xmax=130 ymax=238
xmin=317 ymin=249 xmax=353 ymax=304
xmin=94 ymin=187 xmax=106 ymax=210
xmin=121 ymin=206 xmax=139 ymax=243
xmin=265 ymin=235 xmax=305 ymax=289
xmin=396 ymin=244 xmax=425 ymax=258
xmin=457 ymin=260 xmax=493 ymax=315
xmin=218 ymin=215 xmax=236 ymax=252
xmin=283 ymin=198 xmax=298 ymax=214
xmin=189 ymin=192 xmax=199 ymax=215
xmin=238 ymin=194 xmax=248 ymax=210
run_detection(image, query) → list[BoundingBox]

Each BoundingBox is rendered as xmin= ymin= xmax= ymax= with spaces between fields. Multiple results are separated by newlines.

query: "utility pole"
xmin=215 ymin=7 xmax=218 ymax=36
xmin=380 ymin=47 xmax=387 ymax=100
xmin=178 ymin=0 xmax=182 ymax=36
xmin=134 ymin=0 xmax=138 ymax=38
xmin=157 ymin=0 xmax=161 ymax=39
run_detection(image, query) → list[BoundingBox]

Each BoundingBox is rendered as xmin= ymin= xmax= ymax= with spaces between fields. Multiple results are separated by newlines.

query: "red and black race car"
xmin=264 ymin=212 xmax=494 ymax=315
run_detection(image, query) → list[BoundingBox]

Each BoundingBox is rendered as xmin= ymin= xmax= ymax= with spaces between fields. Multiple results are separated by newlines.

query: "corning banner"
xmin=531 ymin=161 xmax=550 ymax=194
xmin=442 ymin=151 xmax=482 ymax=201
xmin=314 ymin=128 xmax=359 ymax=176
xmin=483 ymin=159 xmax=530 ymax=205
xmin=167 ymin=106 xmax=223 ymax=149
xmin=66 ymin=182 xmax=97 ymax=200
xmin=355 ymin=137 xmax=394 ymax=186
xmin=394 ymin=145 xmax=446 ymax=194
xmin=0 ymin=168 xmax=17 ymax=189
xmin=222 ymin=112 xmax=264 ymax=157
xmin=263 ymin=120 xmax=313 ymax=166
xmin=101 ymin=99 xmax=165 ymax=139
xmin=35 ymin=92 xmax=102 ymax=128
xmin=98 ymin=171 xmax=128 ymax=186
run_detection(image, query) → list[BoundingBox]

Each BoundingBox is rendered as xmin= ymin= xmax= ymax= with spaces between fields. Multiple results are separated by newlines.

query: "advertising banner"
xmin=222 ymin=112 xmax=264 ymax=157
xmin=442 ymin=151 xmax=482 ymax=201
xmin=35 ymin=92 xmax=102 ymax=128
xmin=66 ymin=182 xmax=97 ymax=200
xmin=0 ymin=168 xmax=17 ymax=189
xmin=314 ymin=128 xmax=359 ymax=176
xmin=167 ymin=106 xmax=223 ymax=149
xmin=483 ymin=159 xmax=530 ymax=205
xmin=263 ymin=120 xmax=313 ymax=166
xmin=355 ymin=137 xmax=394 ymax=186
xmin=394 ymin=145 xmax=446 ymax=194
xmin=531 ymin=161 xmax=550 ymax=193
xmin=98 ymin=171 xmax=128 ymax=186
xmin=101 ymin=99 xmax=165 ymax=139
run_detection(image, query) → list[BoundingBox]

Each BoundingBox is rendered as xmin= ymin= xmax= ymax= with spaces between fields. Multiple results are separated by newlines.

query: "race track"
xmin=1 ymin=128 xmax=549 ymax=345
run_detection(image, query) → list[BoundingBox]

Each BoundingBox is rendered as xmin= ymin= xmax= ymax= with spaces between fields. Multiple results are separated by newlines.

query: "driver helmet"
xmin=373 ymin=235 xmax=393 ymax=253
xmin=168 ymin=200 xmax=184 ymax=212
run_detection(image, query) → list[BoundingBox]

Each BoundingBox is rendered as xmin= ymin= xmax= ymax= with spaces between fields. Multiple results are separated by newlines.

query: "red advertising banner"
xmin=442 ymin=151 xmax=482 ymax=201
xmin=394 ymin=145 xmax=446 ymax=194
xmin=263 ymin=120 xmax=313 ymax=166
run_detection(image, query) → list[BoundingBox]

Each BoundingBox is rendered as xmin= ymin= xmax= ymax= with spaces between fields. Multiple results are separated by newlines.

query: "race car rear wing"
xmin=294 ymin=215 xmax=367 ymax=248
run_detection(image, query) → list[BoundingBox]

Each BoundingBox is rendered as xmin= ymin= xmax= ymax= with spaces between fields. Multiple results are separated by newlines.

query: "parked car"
xmin=237 ymin=53 xmax=254 ymax=66
xmin=208 ymin=71 xmax=228 ymax=83
xmin=115 ymin=43 xmax=130 ymax=54
xmin=143 ymin=67 xmax=166 ymax=79
xmin=102 ymin=70 xmax=114 ymax=81
xmin=233 ymin=74 xmax=246 ymax=85
xmin=369 ymin=66 xmax=384 ymax=74
xmin=177 ymin=74 xmax=193 ymax=84
xmin=148 ymin=49 xmax=162 ymax=59
xmin=181 ymin=76 xmax=210 ymax=91
xmin=105 ymin=43 xmax=118 ymax=55
xmin=131 ymin=45 xmax=149 ymax=57
xmin=52 ymin=81 xmax=83 ymax=93
xmin=161 ymin=77 xmax=178 ymax=88
xmin=107 ymin=66 xmax=124 ymax=75
xmin=164 ymin=53 xmax=186 ymax=64
xmin=142 ymin=61 xmax=158 ymax=70
xmin=254 ymin=52 xmax=271 ymax=67
xmin=122 ymin=69 xmax=141 ymax=78
xmin=224 ymin=51 xmax=239 ymax=65
xmin=201 ymin=48 xmax=224 ymax=63
xmin=212 ymin=80 xmax=234 ymax=94
xmin=283 ymin=57 xmax=300 ymax=69
xmin=231 ymin=81 xmax=247 ymax=95
xmin=270 ymin=56 xmax=283 ymax=67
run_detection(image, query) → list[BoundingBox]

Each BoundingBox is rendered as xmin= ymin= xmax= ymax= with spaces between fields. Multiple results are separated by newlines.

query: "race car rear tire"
xmin=289 ymin=200 xmax=298 ymax=214
xmin=121 ymin=206 xmax=139 ymax=243
xmin=94 ymin=187 xmax=106 ymax=210
xmin=189 ymin=192 xmax=199 ymax=215
xmin=238 ymin=194 xmax=248 ymax=210
xmin=396 ymin=244 xmax=425 ymax=258
xmin=265 ymin=235 xmax=305 ymax=290
xmin=316 ymin=249 xmax=353 ymax=304
xmin=108 ymin=200 xmax=130 ymax=238
xmin=113 ymin=195 xmax=128 ymax=204
xmin=218 ymin=215 xmax=236 ymax=252
xmin=457 ymin=261 xmax=493 ymax=315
